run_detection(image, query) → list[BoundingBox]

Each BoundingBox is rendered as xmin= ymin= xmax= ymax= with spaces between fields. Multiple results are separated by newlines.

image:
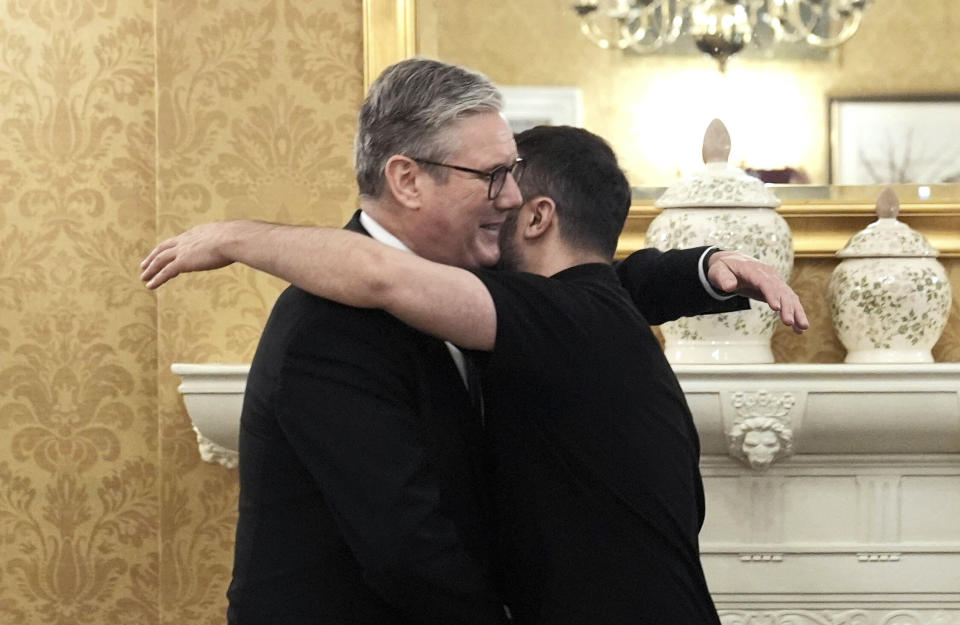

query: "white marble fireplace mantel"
xmin=678 ymin=363 xmax=960 ymax=458
xmin=173 ymin=362 xmax=960 ymax=616
xmin=173 ymin=363 xmax=960 ymax=467
xmin=670 ymin=365 xmax=960 ymax=616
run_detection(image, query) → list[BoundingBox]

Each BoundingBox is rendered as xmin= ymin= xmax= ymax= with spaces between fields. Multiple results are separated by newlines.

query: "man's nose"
xmin=495 ymin=172 xmax=523 ymax=210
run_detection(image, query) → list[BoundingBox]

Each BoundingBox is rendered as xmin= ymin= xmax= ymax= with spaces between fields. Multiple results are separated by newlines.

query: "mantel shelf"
xmin=172 ymin=363 xmax=960 ymax=470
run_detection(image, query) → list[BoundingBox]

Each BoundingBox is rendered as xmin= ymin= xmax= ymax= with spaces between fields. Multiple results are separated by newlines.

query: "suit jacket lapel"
xmin=345 ymin=209 xmax=367 ymax=235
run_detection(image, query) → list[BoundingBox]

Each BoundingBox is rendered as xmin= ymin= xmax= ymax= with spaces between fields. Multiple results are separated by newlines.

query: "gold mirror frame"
xmin=362 ymin=0 xmax=960 ymax=258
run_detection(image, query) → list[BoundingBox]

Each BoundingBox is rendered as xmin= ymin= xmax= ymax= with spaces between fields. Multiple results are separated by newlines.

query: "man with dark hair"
xmin=143 ymin=125 xmax=807 ymax=623
xmin=499 ymin=125 xmax=631 ymax=266
xmin=496 ymin=125 xmax=631 ymax=271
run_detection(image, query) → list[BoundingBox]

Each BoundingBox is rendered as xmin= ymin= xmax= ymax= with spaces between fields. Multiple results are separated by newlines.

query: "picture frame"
xmin=829 ymin=95 xmax=960 ymax=185
xmin=499 ymin=86 xmax=584 ymax=134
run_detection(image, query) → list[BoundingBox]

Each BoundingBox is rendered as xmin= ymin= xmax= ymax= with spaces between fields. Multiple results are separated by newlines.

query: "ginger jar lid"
xmin=654 ymin=119 xmax=781 ymax=210
xmin=836 ymin=188 xmax=939 ymax=258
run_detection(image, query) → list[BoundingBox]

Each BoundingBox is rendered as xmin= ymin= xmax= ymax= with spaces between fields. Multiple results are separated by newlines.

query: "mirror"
xmin=416 ymin=1 xmax=960 ymax=191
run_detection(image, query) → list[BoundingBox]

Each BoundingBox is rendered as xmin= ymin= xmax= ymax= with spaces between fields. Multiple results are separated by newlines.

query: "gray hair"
xmin=354 ymin=57 xmax=504 ymax=198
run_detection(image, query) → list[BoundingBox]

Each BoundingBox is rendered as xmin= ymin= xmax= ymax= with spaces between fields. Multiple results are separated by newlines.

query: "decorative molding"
xmin=362 ymin=0 xmax=418 ymax=93
xmin=729 ymin=391 xmax=798 ymax=420
xmin=857 ymin=476 xmax=901 ymax=543
xmin=703 ymin=543 xmax=960 ymax=554
xmin=171 ymin=364 xmax=247 ymax=469
xmin=739 ymin=553 xmax=784 ymax=562
xmin=701 ymin=454 xmax=960 ymax=473
xmin=619 ymin=200 xmax=960 ymax=259
xmin=718 ymin=610 xmax=960 ymax=625
xmin=857 ymin=553 xmax=901 ymax=562
xmin=169 ymin=362 xmax=960 ymax=465
xmin=678 ymin=364 xmax=960 ymax=456
xmin=194 ymin=428 xmax=239 ymax=470
xmin=725 ymin=391 xmax=798 ymax=471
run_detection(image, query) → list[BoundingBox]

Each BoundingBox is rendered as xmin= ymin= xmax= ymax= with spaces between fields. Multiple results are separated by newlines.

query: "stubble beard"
xmin=494 ymin=209 xmax=522 ymax=272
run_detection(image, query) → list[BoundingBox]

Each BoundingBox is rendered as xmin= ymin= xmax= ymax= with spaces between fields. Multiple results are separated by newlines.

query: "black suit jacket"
xmin=227 ymin=212 xmax=506 ymax=625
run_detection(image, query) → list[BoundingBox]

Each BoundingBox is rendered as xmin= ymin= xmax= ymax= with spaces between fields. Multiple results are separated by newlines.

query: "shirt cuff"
xmin=699 ymin=246 xmax=739 ymax=301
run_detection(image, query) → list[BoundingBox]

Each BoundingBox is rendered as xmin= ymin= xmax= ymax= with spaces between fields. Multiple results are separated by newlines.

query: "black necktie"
xmin=463 ymin=354 xmax=485 ymax=423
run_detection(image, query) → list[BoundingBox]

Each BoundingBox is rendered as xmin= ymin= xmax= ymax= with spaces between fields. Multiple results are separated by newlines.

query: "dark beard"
xmin=494 ymin=209 xmax=522 ymax=272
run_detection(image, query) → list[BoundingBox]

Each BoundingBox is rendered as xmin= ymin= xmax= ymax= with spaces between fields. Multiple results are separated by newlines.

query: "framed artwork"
xmin=829 ymin=96 xmax=960 ymax=184
xmin=499 ymin=86 xmax=583 ymax=134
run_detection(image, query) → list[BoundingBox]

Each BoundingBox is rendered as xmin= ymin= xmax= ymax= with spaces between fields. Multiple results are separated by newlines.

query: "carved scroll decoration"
xmin=718 ymin=610 xmax=960 ymax=625
xmin=194 ymin=427 xmax=239 ymax=470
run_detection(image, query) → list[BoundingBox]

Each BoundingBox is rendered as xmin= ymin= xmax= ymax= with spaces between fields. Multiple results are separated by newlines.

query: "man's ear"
xmin=383 ymin=155 xmax=424 ymax=209
xmin=522 ymin=195 xmax=556 ymax=240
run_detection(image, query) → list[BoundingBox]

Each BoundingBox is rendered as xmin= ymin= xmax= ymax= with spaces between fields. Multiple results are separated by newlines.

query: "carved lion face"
xmin=742 ymin=429 xmax=782 ymax=471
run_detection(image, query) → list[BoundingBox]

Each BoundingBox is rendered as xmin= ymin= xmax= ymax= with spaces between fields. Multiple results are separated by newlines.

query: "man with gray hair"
xmin=223 ymin=58 xmax=519 ymax=624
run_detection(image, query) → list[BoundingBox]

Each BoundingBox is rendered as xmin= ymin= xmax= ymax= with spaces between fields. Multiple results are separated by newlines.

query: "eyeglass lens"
xmin=489 ymin=160 xmax=524 ymax=200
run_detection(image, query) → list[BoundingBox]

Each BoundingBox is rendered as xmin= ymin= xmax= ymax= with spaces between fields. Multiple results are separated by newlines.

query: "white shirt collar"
xmin=359 ymin=211 xmax=412 ymax=253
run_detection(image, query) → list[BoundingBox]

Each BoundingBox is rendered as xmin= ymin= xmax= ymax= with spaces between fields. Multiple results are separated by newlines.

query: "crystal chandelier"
xmin=572 ymin=0 xmax=869 ymax=70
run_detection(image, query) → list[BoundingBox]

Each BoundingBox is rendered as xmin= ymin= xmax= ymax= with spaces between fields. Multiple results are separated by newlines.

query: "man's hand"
xmin=707 ymin=250 xmax=809 ymax=334
xmin=140 ymin=221 xmax=248 ymax=289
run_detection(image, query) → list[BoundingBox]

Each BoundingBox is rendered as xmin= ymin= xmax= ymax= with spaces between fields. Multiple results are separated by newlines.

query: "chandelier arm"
xmin=579 ymin=4 xmax=635 ymax=50
xmin=624 ymin=0 xmax=683 ymax=53
xmin=805 ymin=10 xmax=863 ymax=47
xmin=758 ymin=0 xmax=804 ymax=44
xmin=775 ymin=0 xmax=866 ymax=47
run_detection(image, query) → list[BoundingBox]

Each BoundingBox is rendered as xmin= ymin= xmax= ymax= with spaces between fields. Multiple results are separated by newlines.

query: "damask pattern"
xmin=0 ymin=1 xmax=159 ymax=623
xmin=154 ymin=1 xmax=362 ymax=623
xmin=933 ymin=260 xmax=960 ymax=362
xmin=719 ymin=610 xmax=960 ymax=625
xmin=772 ymin=260 xmax=847 ymax=362
xmin=0 ymin=0 xmax=363 ymax=623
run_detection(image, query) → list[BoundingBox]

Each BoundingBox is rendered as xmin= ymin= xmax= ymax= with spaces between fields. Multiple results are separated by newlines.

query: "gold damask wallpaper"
xmin=0 ymin=0 xmax=363 ymax=623
xmin=155 ymin=1 xmax=361 ymax=623
xmin=0 ymin=0 xmax=159 ymax=623
xmin=0 ymin=1 xmax=958 ymax=624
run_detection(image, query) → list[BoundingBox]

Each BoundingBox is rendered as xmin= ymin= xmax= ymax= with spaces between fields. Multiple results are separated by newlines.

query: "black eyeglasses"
xmin=411 ymin=156 xmax=525 ymax=200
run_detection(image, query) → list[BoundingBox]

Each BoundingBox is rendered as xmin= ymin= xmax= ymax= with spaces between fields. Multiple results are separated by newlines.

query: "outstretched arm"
xmin=616 ymin=247 xmax=751 ymax=324
xmin=617 ymin=246 xmax=808 ymax=333
xmin=707 ymin=250 xmax=809 ymax=334
xmin=140 ymin=220 xmax=497 ymax=351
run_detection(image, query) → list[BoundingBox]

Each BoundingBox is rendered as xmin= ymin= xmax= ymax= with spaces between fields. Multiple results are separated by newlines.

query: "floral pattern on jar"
xmin=646 ymin=206 xmax=793 ymax=363
xmin=828 ymin=258 xmax=952 ymax=363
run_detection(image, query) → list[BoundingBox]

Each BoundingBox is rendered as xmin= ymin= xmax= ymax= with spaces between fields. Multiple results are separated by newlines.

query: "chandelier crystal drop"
xmin=571 ymin=0 xmax=870 ymax=70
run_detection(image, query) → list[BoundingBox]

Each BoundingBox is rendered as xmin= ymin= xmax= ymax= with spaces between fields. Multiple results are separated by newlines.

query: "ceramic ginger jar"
xmin=828 ymin=188 xmax=952 ymax=363
xmin=645 ymin=119 xmax=793 ymax=363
